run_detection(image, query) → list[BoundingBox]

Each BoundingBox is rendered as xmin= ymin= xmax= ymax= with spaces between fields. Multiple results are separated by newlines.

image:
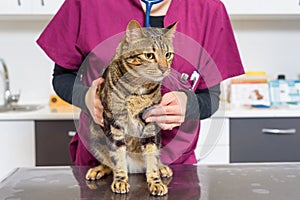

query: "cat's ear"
xmin=164 ymin=21 xmax=178 ymax=40
xmin=126 ymin=20 xmax=145 ymax=42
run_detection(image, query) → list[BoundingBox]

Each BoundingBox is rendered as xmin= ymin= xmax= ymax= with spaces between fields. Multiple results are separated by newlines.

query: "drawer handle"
xmin=262 ymin=128 xmax=296 ymax=135
xmin=68 ymin=131 xmax=76 ymax=137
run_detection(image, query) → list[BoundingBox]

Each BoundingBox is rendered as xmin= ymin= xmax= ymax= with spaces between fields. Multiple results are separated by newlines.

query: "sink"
xmin=0 ymin=104 xmax=44 ymax=113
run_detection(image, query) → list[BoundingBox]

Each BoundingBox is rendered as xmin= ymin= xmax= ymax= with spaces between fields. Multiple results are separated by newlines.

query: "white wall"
xmin=0 ymin=18 xmax=300 ymax=104
xmin=0 ymin=19 xmax=54 ymax=105
xmin=232 ymin=19 xmax=300 ymax=80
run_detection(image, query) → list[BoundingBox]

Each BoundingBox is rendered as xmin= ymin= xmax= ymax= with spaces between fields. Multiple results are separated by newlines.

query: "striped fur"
xmin=86 ymin=20 xmax=176 ymax=196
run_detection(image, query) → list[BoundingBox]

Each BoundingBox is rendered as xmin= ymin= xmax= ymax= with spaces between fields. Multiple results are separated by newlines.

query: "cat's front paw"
xmin=159 ymin=165 xmax=173 ymax=178
xmin=85 ymin=164 xmax=112 ymax=181
xmin=111 ymin=180 xmax=130 ymax=194
xmin=148 ymin=181 xmax=168 ymax=196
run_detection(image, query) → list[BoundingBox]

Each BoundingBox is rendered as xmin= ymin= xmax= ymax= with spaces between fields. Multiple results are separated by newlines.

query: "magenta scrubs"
xmin=37 ymin=0 xmax=244 ymax=166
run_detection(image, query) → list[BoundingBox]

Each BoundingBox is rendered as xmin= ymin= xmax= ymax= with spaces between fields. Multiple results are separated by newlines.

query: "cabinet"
xmin=0 ymin=121 xmax=35 ymax=180
xmin=1 ymin=1 xmax=300 ymax=16
xmin=35 ymin=118 xmax=230 ymax=166
xmin=0 ymin=0 xmax=31 ymax=14
xmin=196 ymin=118 xmax=229 ymax=164
xmin=0 ymin=0 xmax=64 ymax=15
xmin=31 ymin=0 xmax=65 ymax=15
xmin=230 ymin=117 xmax=300 ymax=163
xmin=35 ymin=120 xmax=76 ymax=166
xmin=222 ymin=0 xmax=300 ymax=15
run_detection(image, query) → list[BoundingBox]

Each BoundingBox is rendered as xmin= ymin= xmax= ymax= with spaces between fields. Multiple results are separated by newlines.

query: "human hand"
xmin=85 ymin=77 xmax=105 ymax=126
xmin=144 ymin=91 xmax=187 ymax=130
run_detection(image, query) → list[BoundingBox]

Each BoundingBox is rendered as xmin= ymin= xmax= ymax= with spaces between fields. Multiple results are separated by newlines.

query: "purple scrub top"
xmin=37 ymin=0 xmax=244 ymax=166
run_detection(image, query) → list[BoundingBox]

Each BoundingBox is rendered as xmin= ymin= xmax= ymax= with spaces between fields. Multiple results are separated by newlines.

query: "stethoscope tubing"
xmin=141 ymin=0 xmax=163 ymax=27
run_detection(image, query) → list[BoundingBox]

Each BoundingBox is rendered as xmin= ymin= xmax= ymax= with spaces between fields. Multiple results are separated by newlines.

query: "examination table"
xmin=1 ymin=163 xmax=300 ymax=199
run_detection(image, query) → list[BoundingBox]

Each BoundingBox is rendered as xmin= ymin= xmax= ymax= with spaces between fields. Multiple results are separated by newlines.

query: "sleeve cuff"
xmin=179 ymin=89 xmax=200 ymax=121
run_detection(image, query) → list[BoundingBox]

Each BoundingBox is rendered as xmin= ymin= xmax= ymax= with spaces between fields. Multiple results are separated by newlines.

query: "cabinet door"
xmin=196 ymin=118 xmax=229 ymax=164
xmin=0 ymin=121 xmax=35 ymax=180
xmin=31 ymin=0 xmax=64 ymax=15
xmin=0 ymin=0 xmax=31 ymax=14
xmin=230 ymin=118 xmax=300 ymax=163
xmin=35 ymin=120 xmax=76 ymax=166
xmin=222 ymin=0 xmax=300 ymax=15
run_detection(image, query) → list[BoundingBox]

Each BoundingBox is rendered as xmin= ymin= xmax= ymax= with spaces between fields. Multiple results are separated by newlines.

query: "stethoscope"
xmin=141 ymin=0 xmax=163 ymax=27
xmin=141 ymin=0 xmax=200 ymax=91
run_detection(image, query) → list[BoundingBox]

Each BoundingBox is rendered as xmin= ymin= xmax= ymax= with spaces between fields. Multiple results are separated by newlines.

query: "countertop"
xmin=1 ymin=163 xmax=300 ymax=200
xmin=1 ymin=103 xmax=300 ymax=120
xmin=220 ymin=103 xmax=300 ymax=118
xmin=0 ymin=105 xmax=80 ymax=120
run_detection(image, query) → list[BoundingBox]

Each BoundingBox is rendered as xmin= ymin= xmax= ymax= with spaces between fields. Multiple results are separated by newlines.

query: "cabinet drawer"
xmin=35 ymin=120 xmax=76 ymax=166
xmin=230 ymin=118 xmax=300 ymax=163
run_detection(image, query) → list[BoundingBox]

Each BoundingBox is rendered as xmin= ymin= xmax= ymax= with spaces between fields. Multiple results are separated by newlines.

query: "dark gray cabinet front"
xmin=230 ymin=118 xmax=300 ymax=163
xmin=35 ymin=120 xmax=76 ymax=166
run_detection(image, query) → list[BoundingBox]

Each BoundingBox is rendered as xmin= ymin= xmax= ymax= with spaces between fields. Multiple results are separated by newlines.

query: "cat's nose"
xmin=159 ymin=65 xmax=168 ymax=73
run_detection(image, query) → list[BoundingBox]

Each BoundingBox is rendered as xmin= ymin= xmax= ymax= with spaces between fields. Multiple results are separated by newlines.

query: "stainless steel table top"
xmin=1 ymin=163 xmax=300 ymax=200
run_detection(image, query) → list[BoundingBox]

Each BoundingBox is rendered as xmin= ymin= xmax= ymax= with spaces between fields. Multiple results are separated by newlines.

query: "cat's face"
xmin=130 ymin=45 xmax=174 ymax=82
xmin=121 ymin=20 xmax=177 ymax=82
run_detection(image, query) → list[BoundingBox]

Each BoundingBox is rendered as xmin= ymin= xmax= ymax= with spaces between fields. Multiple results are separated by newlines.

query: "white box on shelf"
xmin=230 ymin=82 xmax=270 ymax=107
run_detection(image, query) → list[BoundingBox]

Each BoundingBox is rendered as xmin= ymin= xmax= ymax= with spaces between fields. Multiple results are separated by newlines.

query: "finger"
xmin=94 ymin=117 xmax=103 ymax=126
xmin=146 ymin=115 xmax=184 ymax=124
xmin=94 ymin=109 xmax=104 ymax=125
xmin=91 ymin=79 xmax=98 ymax=89
xmin=157 ymin=122 xmax=182 ymax=130
xmin=159 ymin=92 xmax=176 ymax=106
xmin=92 ymin=108 xmax=104 ymax=125
xmin=91 ymin=78 xmax=105 ymax=96
xmin=97 ymin=118 xmax=104 ymax=127
xmin=94 ymin=98 xmax=103 ymax=110
xmin=93 ymin=77 xmax=105 ymax=86
xmin=145 ymin=105 xmax=183 ymax=118
xmin=92 ymin=80 xmax=104 ymax=125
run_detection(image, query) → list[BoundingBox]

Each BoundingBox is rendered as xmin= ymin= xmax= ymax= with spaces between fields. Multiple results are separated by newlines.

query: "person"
xmin=37 ymin=0 xmax=244 ymax=167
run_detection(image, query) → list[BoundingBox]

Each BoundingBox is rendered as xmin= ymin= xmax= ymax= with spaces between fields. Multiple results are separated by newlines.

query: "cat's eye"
xmin=165 ymin=52 xmax=174 ymax=60
xmin=144 ymin=53 xmax=155 ymax=60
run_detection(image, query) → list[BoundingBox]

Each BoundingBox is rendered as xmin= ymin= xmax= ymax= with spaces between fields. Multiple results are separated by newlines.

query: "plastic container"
xmin=230 ymin=71 xmax=269 ymax=84
xmin=269 ymin=78 xmax=300 ymax=106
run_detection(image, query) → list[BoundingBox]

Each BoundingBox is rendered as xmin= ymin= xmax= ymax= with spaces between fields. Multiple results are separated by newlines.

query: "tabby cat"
xmin=85 ymin=20 xmax=177 ymax=196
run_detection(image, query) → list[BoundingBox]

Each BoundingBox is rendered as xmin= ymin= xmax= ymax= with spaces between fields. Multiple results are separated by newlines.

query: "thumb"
xmin=159 ymin=92 xmax=175 ymax=106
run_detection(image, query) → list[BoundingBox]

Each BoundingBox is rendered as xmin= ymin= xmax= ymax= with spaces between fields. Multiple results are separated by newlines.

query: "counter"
xmin=1 ymin=103 xmax=300 ymax=121
xmin=0 ymin=105 xmax=79 ymax=120
xmin=210 ymin=102 xmax=300 ymax=118
xmin=1 ymin=163 xmax=300 ymax=200
xmin=222 ymin=104 xmax=300 ymax=118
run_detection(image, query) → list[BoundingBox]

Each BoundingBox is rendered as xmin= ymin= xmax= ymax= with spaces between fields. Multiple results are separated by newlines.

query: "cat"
xmin=85 ymin=20 xmax=177 ymax=196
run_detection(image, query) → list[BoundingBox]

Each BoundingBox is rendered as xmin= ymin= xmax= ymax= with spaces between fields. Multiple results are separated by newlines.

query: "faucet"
xmin=0 ymin=58 xmax=20 ymax=107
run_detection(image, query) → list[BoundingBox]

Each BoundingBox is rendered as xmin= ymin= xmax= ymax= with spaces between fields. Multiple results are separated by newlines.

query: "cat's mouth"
xmin=152 ymin=76 xmax=164 ymax=82
xmin=136 ymin=69 xmax=170 ymax=83
xmin=147 ymin=73 xmax=169 ymax=82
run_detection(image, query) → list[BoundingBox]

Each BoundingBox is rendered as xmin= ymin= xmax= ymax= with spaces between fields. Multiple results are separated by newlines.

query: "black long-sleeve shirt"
xmin=52 ymin=16 xmax=221 ymax=120
xmin=53 ymin=64 xmax=220 ymax=120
